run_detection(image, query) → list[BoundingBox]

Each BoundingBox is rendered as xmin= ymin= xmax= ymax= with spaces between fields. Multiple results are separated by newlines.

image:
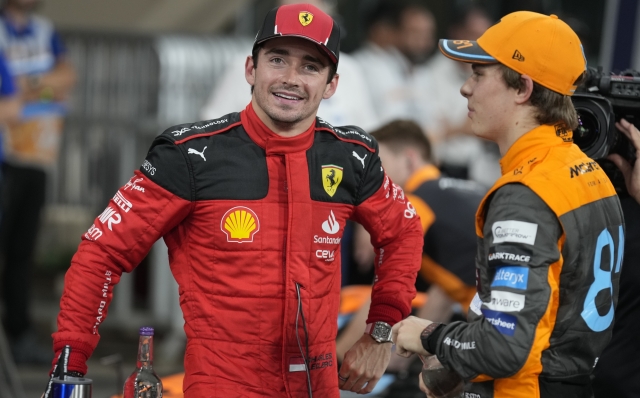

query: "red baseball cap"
xmin=439 ymin=11 xmax=586 ymax=96
xmin=253 ymin=3 xmax=341 ymax=65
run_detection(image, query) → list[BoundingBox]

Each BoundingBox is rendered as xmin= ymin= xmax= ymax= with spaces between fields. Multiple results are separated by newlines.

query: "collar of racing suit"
xmin=499 ymin=124 xmax=574 ymax=175
xmin=240 ymin=102 xmax=316 ymax=155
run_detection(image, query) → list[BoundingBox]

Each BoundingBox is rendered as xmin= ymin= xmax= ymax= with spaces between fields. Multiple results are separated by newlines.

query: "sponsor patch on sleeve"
xmin=487 ymin=245 xmax=532 ymax=266
xmin=481 ymin=309 xmax=517 ymax=336
xmin=491 ymin=266 xmax=529 ymax=290
xmin=485 ymin=291 xmax=526 ymax=312
xmin=469 ymin=292 xmax=482 ymax=315
xmin=492 ymin=220 xmax=538 ymax=245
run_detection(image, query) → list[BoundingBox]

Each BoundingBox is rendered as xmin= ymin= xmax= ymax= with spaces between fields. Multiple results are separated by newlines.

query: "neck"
xmin=251 ymin=98 xmax=316 ymax=138
xmin=495 ymin=109 xmax=540 ymax=156
xmin=4 ymin=6 xmax=29 ymax=27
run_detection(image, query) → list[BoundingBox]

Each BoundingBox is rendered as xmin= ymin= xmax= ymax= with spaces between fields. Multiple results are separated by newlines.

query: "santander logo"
xmin=322 ymin=211 xmax=340 ymax=234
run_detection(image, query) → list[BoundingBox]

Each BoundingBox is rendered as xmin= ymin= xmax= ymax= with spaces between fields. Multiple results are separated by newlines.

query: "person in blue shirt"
xmin=0 ymin=0 xmax=75 ymax=365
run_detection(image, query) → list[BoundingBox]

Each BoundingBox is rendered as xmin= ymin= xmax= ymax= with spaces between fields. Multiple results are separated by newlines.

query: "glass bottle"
xmin=123 ymin=327 xmax=163 ymax=398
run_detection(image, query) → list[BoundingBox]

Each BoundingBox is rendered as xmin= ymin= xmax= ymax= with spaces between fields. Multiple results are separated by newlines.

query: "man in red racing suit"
xmin=47 ymin=4 xmax=423 ymax=397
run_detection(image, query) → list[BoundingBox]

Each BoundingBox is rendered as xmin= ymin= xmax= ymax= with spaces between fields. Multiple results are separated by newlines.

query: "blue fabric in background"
xmin=0 ymin=50 xmax=17 ymax=165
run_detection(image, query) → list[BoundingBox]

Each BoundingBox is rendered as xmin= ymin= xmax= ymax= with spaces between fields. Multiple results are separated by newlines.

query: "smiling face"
xmin=245 ymin=37 xmax=339 ymax=136
xmin=460 ymin=64 xmax=517 ymax=142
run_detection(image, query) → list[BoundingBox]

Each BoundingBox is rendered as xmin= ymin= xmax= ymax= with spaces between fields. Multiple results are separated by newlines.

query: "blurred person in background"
xmin=0 ymin=0 xmax=75 ymax=365
xmin=416 ymin=5 xmax=501 ymax=187
xmin=592 ymin=118 xmax=640 ymax=398
xmin=392 ymin=11 xmax=624 ymax=397
xmin=200 ymin=0 xmax=379 ymax=132
xmin=45 ymin=3 xmax=423 ymax=397
xmin=351 ymin=0 xmax=436 ymax=126
xmin=336 ymin=120 xmax=484 ymax=395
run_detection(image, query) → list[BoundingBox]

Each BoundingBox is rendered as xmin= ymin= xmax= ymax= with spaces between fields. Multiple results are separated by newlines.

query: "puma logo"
xmin=352 ymin=151 xmax=367 ymax=168
xmin=188 ymin=146 xmax=207 ymax=161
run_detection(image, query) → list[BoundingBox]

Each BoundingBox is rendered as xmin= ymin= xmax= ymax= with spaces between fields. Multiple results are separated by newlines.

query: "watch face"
xmin=372 ymin=322 xmax=392 ymax=342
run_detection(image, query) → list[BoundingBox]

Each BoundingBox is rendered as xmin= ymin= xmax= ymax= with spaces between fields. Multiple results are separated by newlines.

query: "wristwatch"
xmin=365 ymin=321 xmax=393 ymax=343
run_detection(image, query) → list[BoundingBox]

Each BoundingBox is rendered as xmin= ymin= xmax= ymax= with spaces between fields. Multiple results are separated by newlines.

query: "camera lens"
xmin=574 ymin=108 xmax=600 ymax=150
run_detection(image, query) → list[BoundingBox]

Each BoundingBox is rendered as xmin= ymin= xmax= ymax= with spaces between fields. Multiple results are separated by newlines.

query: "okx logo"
xmin=322 ymin=211 xmax=340 ymax=234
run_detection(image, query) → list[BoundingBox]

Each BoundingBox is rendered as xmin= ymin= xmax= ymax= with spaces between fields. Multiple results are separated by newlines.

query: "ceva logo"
xmin=322 ymin=211 xmax=340 ymax=234
xmin=221 ymin=206 xmax=260 ymax=243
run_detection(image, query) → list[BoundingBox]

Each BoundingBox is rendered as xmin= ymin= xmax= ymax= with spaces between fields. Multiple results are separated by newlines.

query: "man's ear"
xmin=322 ymin=73 xmax=339 ymax=100
xmin=515 ymin=74 xmax=534 ymax=104
xmin=245 ymin=55 xmax=256 ymax=86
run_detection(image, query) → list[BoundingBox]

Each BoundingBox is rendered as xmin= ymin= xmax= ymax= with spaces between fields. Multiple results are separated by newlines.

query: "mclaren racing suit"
xmin=52 ymin=103 xmax=423 ymax=397
xmin=425 ymin=124 xmax=624 ymax=397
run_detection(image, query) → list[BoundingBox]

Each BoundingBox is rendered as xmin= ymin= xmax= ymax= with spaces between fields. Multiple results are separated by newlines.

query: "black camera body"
xmin=571 ymin=67 xmax=639 ymax=194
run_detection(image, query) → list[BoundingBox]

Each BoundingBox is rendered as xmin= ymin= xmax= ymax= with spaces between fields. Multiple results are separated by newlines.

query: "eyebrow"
xmin=264 ymin=47 xmax=327 ymax=67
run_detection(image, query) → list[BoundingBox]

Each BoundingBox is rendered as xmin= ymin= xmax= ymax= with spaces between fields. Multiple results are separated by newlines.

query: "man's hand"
xmin=338 ymin=334 xmax=391 ymax=394
xmin=609 ymin=118 xmax=640 ymax=203
xmin=392 ymin=316 xmax=433 ymax=358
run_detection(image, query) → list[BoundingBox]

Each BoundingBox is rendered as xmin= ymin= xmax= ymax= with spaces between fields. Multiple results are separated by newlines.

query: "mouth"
xmin=272 ymin=90 xmax=305 ymax=103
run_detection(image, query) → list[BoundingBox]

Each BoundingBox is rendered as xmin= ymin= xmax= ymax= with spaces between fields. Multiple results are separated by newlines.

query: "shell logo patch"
xmin=221 ymin=206 xmax=260 ymax=243
xmin=299 ymin=11 xmax=313 ymax=26
xmin=322 ymin=165 xmax=343 ymax=197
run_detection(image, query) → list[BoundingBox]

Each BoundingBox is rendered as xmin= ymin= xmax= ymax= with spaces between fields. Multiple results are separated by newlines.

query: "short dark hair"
xmin=498 ymin=64 xmax=579 ymax=130
xmin=370 ymin=119 xmax=432 ymax=162
xmin=251 ymin=43 xmax=337 ymax=88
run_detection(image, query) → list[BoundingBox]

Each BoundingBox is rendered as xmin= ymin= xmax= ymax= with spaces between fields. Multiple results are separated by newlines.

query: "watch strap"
xmin=420 ymin=323 xmax=445 ymax=354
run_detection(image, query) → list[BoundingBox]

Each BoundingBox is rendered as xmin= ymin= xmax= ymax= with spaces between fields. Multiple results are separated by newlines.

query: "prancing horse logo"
xmin=299 ymin=11 xmax=314 ymax=26
xmin=322 ymin=164 xmax=343 ymax=197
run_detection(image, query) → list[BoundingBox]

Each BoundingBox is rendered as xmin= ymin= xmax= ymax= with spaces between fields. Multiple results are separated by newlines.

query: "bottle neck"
xmin=136 ymin=335 xmax=154 ymax=369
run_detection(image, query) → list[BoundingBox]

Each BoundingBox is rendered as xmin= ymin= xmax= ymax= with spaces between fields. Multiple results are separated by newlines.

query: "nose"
xmin=281 ymin=64 xmax=301 ymax=87
xmin=460 ymin=76 xmax=472 ymax=98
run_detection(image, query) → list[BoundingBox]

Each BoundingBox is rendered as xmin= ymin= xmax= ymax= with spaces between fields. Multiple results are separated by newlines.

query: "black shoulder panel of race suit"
xmin=140 ymin=113 xmax=270 ymax=201
xmin=309 ymin=119 xmax=384 ymax=205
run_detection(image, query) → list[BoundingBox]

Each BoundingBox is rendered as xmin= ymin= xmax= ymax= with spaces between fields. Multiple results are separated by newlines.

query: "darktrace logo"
xmin=569 ymin=161 xmax=600 ymax=178
xmin=512 ymin=50 xmax=525 ymax=62
xmin=555 ymin=124 xmax=572 ymax=142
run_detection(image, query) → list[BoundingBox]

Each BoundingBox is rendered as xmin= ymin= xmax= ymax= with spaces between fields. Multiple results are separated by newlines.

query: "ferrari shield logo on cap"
xmin=299 ymin=11 xmax=314 ymax=26
xmin=322 ymin=165 xmax=343 ymax=197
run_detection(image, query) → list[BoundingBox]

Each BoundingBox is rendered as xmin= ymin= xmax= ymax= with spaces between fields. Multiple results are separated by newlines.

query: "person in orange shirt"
xmin=393 ymin=11 xmax=624 ymax=398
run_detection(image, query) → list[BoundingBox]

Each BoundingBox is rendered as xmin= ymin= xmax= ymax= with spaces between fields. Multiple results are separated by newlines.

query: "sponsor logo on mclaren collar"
xmin=322 ymin=211 xmax=340 ymax=234
xmin=464 ymin=393 xmax=481 ymax=398
xmin=482 ymin=309 xmax=517 ymax=336
xmin=492 ymin=220 xmax=538 ymax=245
xmin=491 ymin=266 xmax=529 ymax=290
xmin=485 ymin=291 xmax=526 ymax=312
xmin=443 ymin=337 xmax=476 ymax=350
xmin=569 ymin=160 xmax=600 ymax=178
